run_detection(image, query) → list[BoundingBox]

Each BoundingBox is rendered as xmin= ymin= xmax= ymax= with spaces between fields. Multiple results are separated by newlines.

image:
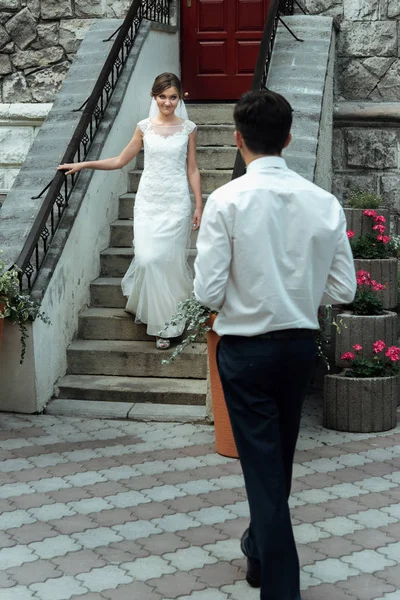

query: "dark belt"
xmin=253 ymin=328 xmax=316 ymax=340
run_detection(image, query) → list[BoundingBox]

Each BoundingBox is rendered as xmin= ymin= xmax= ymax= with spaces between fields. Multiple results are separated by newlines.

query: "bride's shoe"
xmin=156 ymin=337 xmax=171 ymax=350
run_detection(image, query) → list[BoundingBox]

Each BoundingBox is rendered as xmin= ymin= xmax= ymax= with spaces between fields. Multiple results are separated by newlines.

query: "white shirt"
xmin=194 ymin=156 xmax=356 ymax=337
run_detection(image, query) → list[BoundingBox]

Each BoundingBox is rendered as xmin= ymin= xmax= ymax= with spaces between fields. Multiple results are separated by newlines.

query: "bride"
xmin=58 ymin=72 xmax=203 ymax=349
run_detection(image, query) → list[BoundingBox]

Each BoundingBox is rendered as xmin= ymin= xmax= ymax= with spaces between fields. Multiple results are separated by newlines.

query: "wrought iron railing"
xmin=15 ymin=0 xmax=170 ymax=292
xmin=231 ymin=0 xmax=306 ymax=180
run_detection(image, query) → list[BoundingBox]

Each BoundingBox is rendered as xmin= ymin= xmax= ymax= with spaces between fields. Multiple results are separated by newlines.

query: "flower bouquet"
xmin=341 ymin=340 xmax=400 ymax=378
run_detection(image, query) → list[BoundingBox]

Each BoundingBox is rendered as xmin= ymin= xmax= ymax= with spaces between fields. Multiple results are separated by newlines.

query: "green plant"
xmin=0 ymin=257 xmax=49 ymax=364
xmin=160 ymin=295 xmax=216 ymax=365
xmin=341 ymin=340 xmax=400 ymax=378
xmin=346 ymin=187 xmax=381 ymax=210
xmin=345 ymin=270 xmax=385 ymax=316
xmin=350 ymin=233 xmax=395 ymax=259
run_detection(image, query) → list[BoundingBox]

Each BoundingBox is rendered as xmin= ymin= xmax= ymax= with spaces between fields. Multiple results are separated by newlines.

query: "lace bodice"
xmin=135 ymin=118 xmax=196 ymax=219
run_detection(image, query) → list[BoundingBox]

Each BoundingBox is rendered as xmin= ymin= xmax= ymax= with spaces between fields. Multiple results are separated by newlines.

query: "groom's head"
xmin=234 ymin=90 xmax=293 ymax=159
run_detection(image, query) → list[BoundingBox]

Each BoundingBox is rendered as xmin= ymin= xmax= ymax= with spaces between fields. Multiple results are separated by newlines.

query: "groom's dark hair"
xmin=234 ymin=90 xmax=293 ymax=155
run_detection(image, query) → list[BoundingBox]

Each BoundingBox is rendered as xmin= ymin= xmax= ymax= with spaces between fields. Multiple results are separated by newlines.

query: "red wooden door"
xmin=181 ymin=0 xmax=271 ymax=101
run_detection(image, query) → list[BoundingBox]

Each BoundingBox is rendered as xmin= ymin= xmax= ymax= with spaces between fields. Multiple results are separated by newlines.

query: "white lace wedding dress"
xmin=121 ymin=118 xmax=197 ymax=337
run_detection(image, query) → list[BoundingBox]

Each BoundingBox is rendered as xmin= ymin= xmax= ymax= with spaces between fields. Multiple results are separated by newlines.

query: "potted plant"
xmin=324 ymin=340 xmax=400 ymax=433
xmin=0 ymin=257 xmax=49 ymax=363
xmin=335 ymin=270 xmax=397 ymax=367
xmin=348 ymin=210 xmax=397 ymax=309
xmin=343 ymin=188 xmax=389 ymax=241
xmin=161 ymin=296 xmax=238 ymax=458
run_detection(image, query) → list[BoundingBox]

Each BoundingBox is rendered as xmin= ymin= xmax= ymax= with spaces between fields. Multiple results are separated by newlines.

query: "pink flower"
xmin=386 ymin=346 xmax=400 ymax=361
xmin=341 ymin=352 xmax=355 ymax=361
xmin=373 ymin=224 xmax=386 ymax=234
xmin=373 ymin=340 xmax=386 ymax=354
xmin=382 ymin=235 xmax=391 ymax=244
xmin=371 ymin=281 xmax=386 ymax=291
xmin=352 ymin=344 xmax=363 ymax=351
xmin=363 ymin=209 xmax=377 ymax=218
xmin=347 ymin=230 xmax=355 ymax=239
xmin=374 ymin=215 xmax=386 ymax=223
xmin=356 ymin=270 xmax=371 ymax=286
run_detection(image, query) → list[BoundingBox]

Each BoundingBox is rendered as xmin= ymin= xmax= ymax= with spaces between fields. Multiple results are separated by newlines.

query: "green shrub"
xmin=346 ymin=187 xmax=381 ymax=210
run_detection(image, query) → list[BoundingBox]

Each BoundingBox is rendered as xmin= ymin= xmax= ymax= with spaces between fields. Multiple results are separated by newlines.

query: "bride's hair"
xmin=151 ymin=73 xmax=183 ymax=99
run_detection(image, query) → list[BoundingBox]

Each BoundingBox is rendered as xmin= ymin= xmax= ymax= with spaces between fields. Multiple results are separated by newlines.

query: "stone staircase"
xmin=48 ymin=104 xmax=237 ymax=420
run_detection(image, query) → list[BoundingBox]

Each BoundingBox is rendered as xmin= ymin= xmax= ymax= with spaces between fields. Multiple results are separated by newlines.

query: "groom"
xmin=194 ymin=90 xmax=356 ymax=600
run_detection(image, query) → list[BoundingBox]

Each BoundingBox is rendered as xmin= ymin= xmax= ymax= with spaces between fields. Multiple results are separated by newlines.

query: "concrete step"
xmin=100 ymin=248 xmax=196 ymax=277
xmin=118 ymin=193 xmax=209 ymax=220
xmin=56 ymin=374 xmax=206 ymax=405
xmin=45 ymin=399 xmax=207 ymax=422
xmin=90 ymin=277 xmax=125 ymax=308
xmin=110 ymin=219 xmax=199 ymax=249
xmin=129 ymin=169 xmax=232 ymax=195
xmin=67 ymin=339 xmax=207 ymax=379
xmin=186 ymin=103 xmax=235 ymax=125
xmin=78 ymin=308 xmax=151 ymax=341
xmin=137 ymin=146 xmax=237 ymax=170
xmin=197 ymin=125 xmax=236 ymax=147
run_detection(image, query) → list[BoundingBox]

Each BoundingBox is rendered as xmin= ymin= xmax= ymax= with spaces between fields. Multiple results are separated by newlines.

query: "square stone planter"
xmin=353 ymin=258 xmax=398 ymax=309
xmin=335 ymin=310 xmax=397 ymax=367
xmin=344 ymin=208 xmax=390 ymax=241
xmin=323 ymin=373 xmax=399 ymax=433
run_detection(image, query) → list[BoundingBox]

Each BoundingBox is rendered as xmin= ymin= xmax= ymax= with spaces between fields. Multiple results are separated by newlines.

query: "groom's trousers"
xmin=217 ymin=331 xmax=317 ymax=600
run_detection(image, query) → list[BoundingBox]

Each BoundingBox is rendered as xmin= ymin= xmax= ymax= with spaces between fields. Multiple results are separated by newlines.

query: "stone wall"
xmin=0 ymin=102 xmax=51 ymax=199
xmin=302 ymin=0 xmax=400 ymax=102
xmin=302 ymin=0 xmax=400 ymax=217
xmin=0 ymin=0 xmax=130 ymax=102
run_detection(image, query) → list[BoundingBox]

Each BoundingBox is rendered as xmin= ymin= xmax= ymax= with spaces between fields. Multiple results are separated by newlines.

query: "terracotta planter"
xmin=206 ymin=314 xmax=238 ymax=459
xmin=0 ymin=301 xmax=4 ymax=351
xmin=335 ymin=310 xmax=397 ymax=367
xmin=344 ymin=208 xmax=390 ymax=241
xmin=323 ymin=373 xmax=399 ymax=433
xmin=353 ymin=258 xmax=398 ymax=309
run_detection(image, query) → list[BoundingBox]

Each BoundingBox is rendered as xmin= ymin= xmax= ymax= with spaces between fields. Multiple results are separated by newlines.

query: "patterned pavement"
xmin=0 ymin=397 xmax=400 ymax=600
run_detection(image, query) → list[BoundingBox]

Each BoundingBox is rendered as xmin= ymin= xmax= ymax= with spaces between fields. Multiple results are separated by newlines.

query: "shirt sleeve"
xmin=138 ymin=118 xmax=149 ymax=133
xmin=320 ymin=209 xmax=357 ymax=306
xmin=194 ymin=193 xmax=232 ymax=311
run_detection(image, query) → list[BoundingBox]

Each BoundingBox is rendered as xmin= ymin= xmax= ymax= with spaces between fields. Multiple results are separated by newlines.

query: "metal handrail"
xmin=15 ymin=0 xmax=169 ymax=292
xmin=231 ymin=0 xmax=305 ymax=180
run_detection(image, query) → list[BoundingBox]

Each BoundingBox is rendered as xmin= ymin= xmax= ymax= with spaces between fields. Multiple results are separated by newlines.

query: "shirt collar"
xmin=246 ymin=156 xmax=288 ymax=173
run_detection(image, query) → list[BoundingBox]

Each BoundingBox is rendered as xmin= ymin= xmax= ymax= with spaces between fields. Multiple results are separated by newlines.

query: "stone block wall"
xmin=302 ymin=0 xmax=400 ymax=102
xmin=302 ymin=0 xmax=400 ymax=219
xmin=0 ymin=0 xmax=130 ymax=102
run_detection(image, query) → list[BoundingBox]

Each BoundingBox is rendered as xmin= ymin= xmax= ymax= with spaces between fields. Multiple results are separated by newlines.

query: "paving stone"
xmin=298 ymin=544 xmax=327 ymax=565
xmin=101 ymin=581 xmax=162 ymax=600
xmin=303 ymin=557 xmax=360 ymax=584
xmin=120 ymin=475 xmax=163 ymax=491
xmin=0 ymin=586 xmax=37 ymax=600
xmin=12 ymin=492 xmax=56 ymax=510
xmin=321 ymin=498 xmax=368 ymax=516
xmin=48 ymin=487 xmax=93 ymax=503
xmin=348 ymin=508 xmax=397 ymax=529
xmin=342 ymin=548 xmax=396 ymax=574
xmin=90 ymin=508 xmax=138 ymax=528
xmin=8 ymin=521 xmax=58 ymax=544
xmin=30 ymin=575 xmax=90 ymax=599
xmin=189 ymin=506 xmax=237 ymax=526
xmin=52 ymin=549 xmax=107 ymax=576
xmin=28 ymin=533 xmax=82 ymax=559
xmin=293 ymin=523 xmax=330 ymax=544
xmin=357 ymin=477 xmax=398 ymax=493
xmin=302 ymin=582 xmax=357 ymax=599
xmin=192 ymin=561 xmax=244 ymax=587
xmin=292 ymin=504 xmax=336 ymax=524
xmin=203 ymin=539 xmax=243 ymax=562
xmin=121 ymin=555 xmax=176 ymax=580
xmin=153 ymin=513 xmax=202 ymax=533
xmin=48 ymin=514 xmax=99 ymax=535
xmin=71 ymin=527 xmax=123 ymax=549
xmin=67 ymin=498 xmax=114 ymax=515
xmin=316 ymin=515 xmax=365 ymax=537
xmin=164 ymin=546 xmax=218 ymax=571
xmin=96 ymin=541 xmax=149 ymax=563
xmin=337 ymin=573 xmax=396 ymax=600
xmin=149 ymin=571 xmax=207 ymax=598
xmin=374 ymin=563 xmax=400 ymax=587
xmin=76 ymin=565 xmax=133 ymax=592
xmin=0 ymin=509 xmax=36 ymax=531
xmin=138 ymin=532 xmax=189 ymax=555
xmin=130 ymin=500 xmax=176 ymax=521
xmin=112 ymin=520 xmax=163 ymax=541
xmin=309 ymin=535 xmax=363 ymax=559
xmin=7 ymin=559 xmax=62 ymax=585
xmin=177 ymin=524 xmax=230 ymax=546
xmin=346 ymin=528 xmax=397 ymax=550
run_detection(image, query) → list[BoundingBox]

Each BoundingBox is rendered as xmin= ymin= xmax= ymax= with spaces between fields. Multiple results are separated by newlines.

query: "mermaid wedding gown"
xmin=121 ymin=118 xmax=197 ymax=337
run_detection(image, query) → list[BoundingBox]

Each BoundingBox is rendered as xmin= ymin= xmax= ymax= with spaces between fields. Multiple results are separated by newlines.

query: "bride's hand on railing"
xmin=57 ymin=163 xmax=85 ymax=176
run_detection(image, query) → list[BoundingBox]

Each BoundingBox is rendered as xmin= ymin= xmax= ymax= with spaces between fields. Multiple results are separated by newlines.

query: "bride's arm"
xmin=58 ymin=126 xmax=143 ymax=175
xmin=187 ymin=130 xmax=203 ymax=229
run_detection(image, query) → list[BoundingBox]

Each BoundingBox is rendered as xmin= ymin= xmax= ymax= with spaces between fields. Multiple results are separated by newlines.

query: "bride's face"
xmin=155 ymin=86 xmax=180 ymax=116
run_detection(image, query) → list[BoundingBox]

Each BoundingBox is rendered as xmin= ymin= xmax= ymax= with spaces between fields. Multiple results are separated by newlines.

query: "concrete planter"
xmin=323 ymin=373 xmax=399 ymax=433
xmin=335 ymin=310 xmax=397 ymax=367
xmin=353 ymin=258 xmax=398 ymax=309
xmin=344 ymin=208 xmax=390 ymax=241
